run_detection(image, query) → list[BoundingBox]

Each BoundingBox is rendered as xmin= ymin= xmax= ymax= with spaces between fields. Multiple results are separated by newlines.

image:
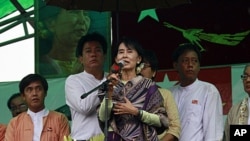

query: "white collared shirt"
xmin=27 ymin=108 xmax=49 ymax=141
xmin=65 ymin=71 xmax=107 ymax=140
xmin=170 ymin=79 xmax=224 ymax=141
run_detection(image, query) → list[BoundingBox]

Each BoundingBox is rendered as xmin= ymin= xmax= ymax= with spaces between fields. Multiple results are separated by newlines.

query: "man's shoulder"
xmin=158 ymin=88 xmax=174 ymax=100
xmin=197 ymin=80 xmax=217 ymax=89
xmin=48 ymin=110 xmax=67 ymax=117
xmin=0 ymin=124 xmax=7 ymax=129
xmin=158 ymin=87 xmax=171 ymax=94
xmin=67 ymin=72 xmax=84 ymax=78
xmin=8 ymin=112 xmax=28 ymax=124
xmin=47 ymin=111 xmax=69 ymax=123
xmin=230 ymin=98 xmax=248 ymax=112
xmin=168 ymin=84 xmax=179 ymax=92
xmin=66 ymin=72 xmax=84 ymax=81
xmin=198 ymin=79 xmax=213 ymax=85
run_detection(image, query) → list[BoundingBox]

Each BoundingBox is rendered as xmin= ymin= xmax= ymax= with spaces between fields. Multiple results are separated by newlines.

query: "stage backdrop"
xmin=112 ymin=1 xmax=250 ymax=69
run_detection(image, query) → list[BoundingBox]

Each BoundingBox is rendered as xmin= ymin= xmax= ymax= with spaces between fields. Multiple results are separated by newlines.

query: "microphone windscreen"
xmin=111 ymin=63 xmax=120 ymax=73
xmin=111 ymin=60 xmax=124 ymax=73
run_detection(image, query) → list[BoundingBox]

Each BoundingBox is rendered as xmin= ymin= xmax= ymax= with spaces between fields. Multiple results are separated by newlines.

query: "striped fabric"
xmin=110 ymin=76 xmax=168 ymax=141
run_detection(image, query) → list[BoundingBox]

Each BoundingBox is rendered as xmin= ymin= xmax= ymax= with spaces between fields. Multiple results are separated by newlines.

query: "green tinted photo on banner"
xmin=36 ymin=1 xmax=111 ymax=78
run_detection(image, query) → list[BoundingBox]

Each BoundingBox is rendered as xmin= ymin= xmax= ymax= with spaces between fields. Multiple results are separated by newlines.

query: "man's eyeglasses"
xmin=10 ymin=104 xmax=27 ymax=112
xmin=241 ymin=74 xmax=250 ymax=80
xmin=141 ymin=63 xmax=151 ymax=69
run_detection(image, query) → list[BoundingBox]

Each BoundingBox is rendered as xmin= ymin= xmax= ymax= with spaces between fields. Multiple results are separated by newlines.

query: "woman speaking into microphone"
xmin=97 ymin=37 xmax=169 ymax=141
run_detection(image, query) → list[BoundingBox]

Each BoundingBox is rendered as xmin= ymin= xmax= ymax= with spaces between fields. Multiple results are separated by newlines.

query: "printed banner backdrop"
xmin=36 ymin=3 xmax=111 ymax=78
xmin=112 ymin=2 xmax=250 ymax=70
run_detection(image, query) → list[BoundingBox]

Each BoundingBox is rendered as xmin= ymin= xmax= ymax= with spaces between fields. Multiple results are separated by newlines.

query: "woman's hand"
xmin=113 ymin=97 xmax=139 ymax=116
xmin=106 ymin=73 xmax=120 ymax=99
xmin=107 ymin=73 xmax=120 ymax=86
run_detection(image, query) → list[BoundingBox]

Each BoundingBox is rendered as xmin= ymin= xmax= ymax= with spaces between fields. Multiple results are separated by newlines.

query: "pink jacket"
xmin=5 ymin=111 xmax=70 ymax=141
xmin=0 ymin=124 xmax=6 ymax=141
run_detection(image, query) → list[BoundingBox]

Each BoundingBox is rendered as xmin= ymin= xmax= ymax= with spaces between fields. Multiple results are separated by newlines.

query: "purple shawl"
xmin=110 ymin=76 xmax=168 ymax=141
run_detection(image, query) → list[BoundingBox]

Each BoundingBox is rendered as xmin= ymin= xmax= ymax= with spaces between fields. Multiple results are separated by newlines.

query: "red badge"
xmin=192 ymin=100 xmax=198 ymax=104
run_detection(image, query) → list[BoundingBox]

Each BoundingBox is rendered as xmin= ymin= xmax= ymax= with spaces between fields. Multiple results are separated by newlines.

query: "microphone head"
xmin=111 ymin=60 xmax=124 ymax=73
xmin=117 ymin=60 xmax=125 ymax=67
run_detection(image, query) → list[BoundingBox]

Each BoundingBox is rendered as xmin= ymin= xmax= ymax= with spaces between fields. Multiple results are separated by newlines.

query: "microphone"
xmin=80 ymin=60 xmax=125 ymax=99
xmin=111 ymin=60 xmax=125 ymax=73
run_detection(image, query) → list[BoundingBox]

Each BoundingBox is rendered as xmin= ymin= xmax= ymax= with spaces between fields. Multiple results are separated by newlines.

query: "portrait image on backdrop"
xmin=36 ymin=1 xmax=111 ymax=78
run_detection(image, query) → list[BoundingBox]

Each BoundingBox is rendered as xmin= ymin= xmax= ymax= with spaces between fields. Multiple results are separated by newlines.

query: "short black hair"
xmin=7 ymin=93 xmax=21 ymax=110
xmin=172 ymin=43 xmax=201 ymax=62
xmin=75 ymin=32 xmax=108 ymax=57
xmin=143 ymin=49 xmax=158 ymax=72
xmin=19 ymin=74 xmax=48 ymax=94
xmin=113 ymin=36 xmax=144 ymax=60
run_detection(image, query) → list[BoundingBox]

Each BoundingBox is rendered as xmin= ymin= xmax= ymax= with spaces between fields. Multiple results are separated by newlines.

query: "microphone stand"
xmin=104 ymin=90 xmax=109 ymax=141
xmin=80 ymin=80 xmax=110 ymax=141
xmin=80 ymin=79 xmax=110 ymax=99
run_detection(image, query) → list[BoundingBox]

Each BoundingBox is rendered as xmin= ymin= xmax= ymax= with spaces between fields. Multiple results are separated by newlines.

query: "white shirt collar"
xmin=27 ymin=108 xmax=49 ymax=118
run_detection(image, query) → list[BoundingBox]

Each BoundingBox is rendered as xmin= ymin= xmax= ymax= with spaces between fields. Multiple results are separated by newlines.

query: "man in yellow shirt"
xmin=140 ymin=50 xmax=181 ymax=141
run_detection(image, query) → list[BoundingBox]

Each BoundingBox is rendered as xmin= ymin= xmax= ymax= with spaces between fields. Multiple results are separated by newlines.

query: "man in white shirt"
xmin=65 ymin=32 xmax=108 ymax=140
xmin=169 ymin=43 xmax=224 ymax=141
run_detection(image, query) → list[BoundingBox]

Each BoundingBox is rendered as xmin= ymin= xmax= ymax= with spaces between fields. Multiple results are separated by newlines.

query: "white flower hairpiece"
xmin=136 ymin=63 xmax=145 ymax=74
